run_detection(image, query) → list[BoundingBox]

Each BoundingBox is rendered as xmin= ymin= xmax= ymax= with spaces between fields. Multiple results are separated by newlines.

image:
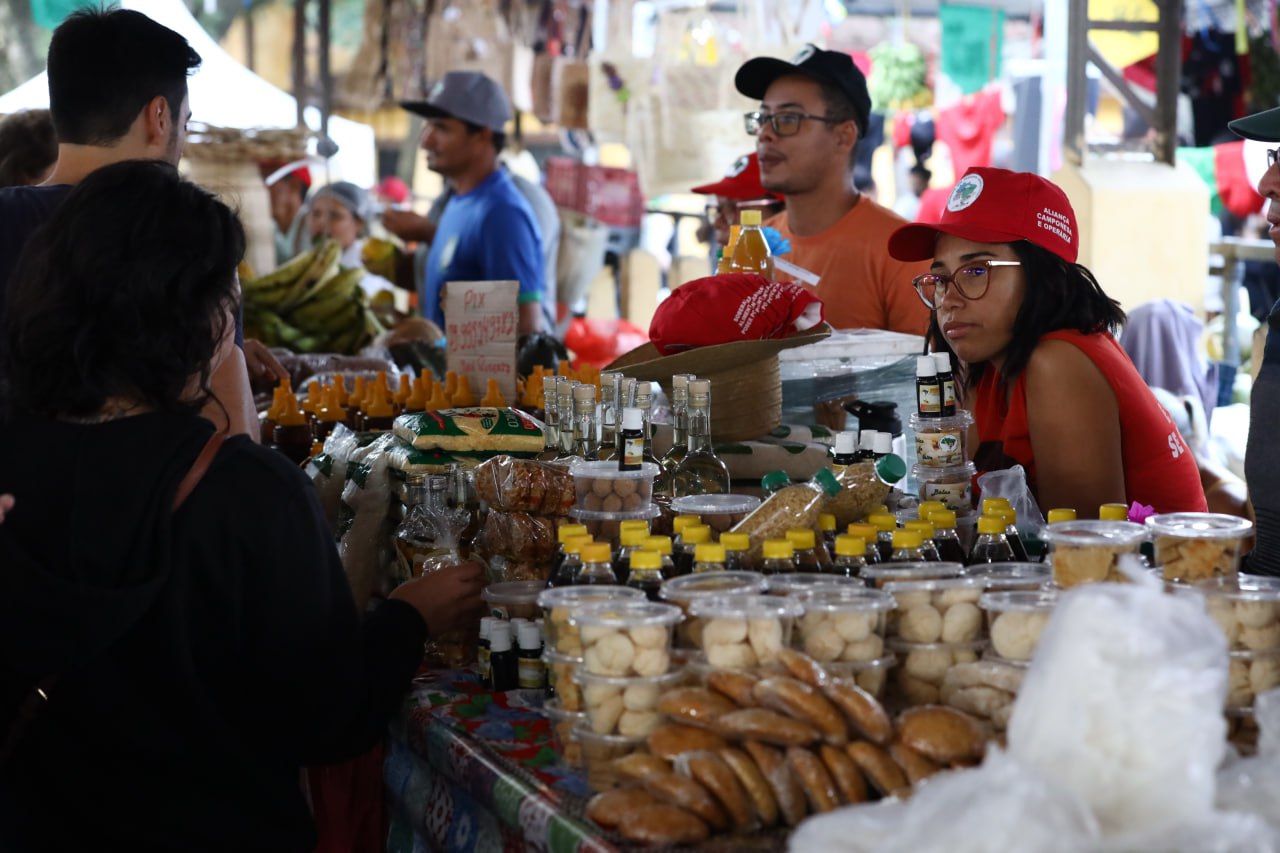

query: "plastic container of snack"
xmin=861 ymin=561 xmax=967 ymax=589
xmin=883 ymin=577 xmax=987 ymax=644
xmin=543 ymin=697 xmax=587 ymax=760
xmin=794 ymin=588 xmax=895 ymax=665
xmin=569 ymin=505 xmax=662 ymax=546
xmin=822 ymin=653 xmax=897 ymax=698
xmin=571 ymin=725 xmax=648 ymax=789
xmin=979 ymin=590 xmax=1058 ymax=662
xmin=1191 ymin=575 xmax=1280 ymax=653
xmin=913 ymin=461 xmax=976 ymax=512
xmin=909 ymin=411 xmax=973 ymax=468
xmin=1040 ymin=520 xmax=1148 ymax=588
xmin=570 ymin=460 xmax=660 ymax=513
xmin=482 ymin=580 xmax=544 ymax=620
xmin=573 ymin=669 xmax=687 ymax=737
xmin=538 ymin=586 xmax=646 ymax=658
xmin=669 ymin=494 xmax=761 ymax=532
xmin=687 ymin=594 xmax=803 ymax=669
xmin=1146 ymin=512 xmax=1253 ymax=583
xmin=766 ymin=572 xmax=867 ymax=597
xmin=886 ymin=638 xmax=988 ymax=706
xmin=966 ymin=561 xmax=1052 ymax=592
xmin=571 ymin=601 xmax=682 ymax=677
xmin=659 ymin=571 xmax=769 ymax=648
xmin=1227 ymin=647 xmax=1280 ymax=711
xmin=544 ymin=648 xmax=583 ymax=711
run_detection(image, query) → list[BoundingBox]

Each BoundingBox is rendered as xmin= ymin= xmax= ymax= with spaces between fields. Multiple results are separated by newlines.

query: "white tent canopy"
xmin=0 ymin=0 xmax=376 ymax=187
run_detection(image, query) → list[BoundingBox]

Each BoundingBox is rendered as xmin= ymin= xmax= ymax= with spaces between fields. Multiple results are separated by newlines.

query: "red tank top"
xmin=972 ymin=330 xmax=1207 ymax=513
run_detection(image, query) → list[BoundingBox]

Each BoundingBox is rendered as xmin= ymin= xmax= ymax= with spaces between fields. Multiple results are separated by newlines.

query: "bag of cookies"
xmin=475 ymin=455 xmax=576 ymax=515
xmin=476 ymin=511 xmax=562 ymax=564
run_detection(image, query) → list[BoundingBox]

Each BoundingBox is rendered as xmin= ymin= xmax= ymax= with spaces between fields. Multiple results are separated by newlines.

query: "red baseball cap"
xmin=888 ymin=167 xmax=1079 ymax=264
xmin=691 ymin=152 xmax=777 ymax=201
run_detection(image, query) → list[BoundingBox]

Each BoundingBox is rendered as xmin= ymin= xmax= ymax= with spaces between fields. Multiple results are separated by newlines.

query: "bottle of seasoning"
xmin=717 ymin=224 xmax=741 ymax=274
xmin=761 ymin=470 xmax=793 ymax=497
xmin=720 ymin=532 xmax=752 ymax=572
xmin=786 ymin=528 xmax=823 ymax=573
xmin=313 ymin=385 xmax=347 ymax=442
xmin=672 ymin=379 xmax=731 ymax=496
xmin=517 ymin=622 xmax=545 ymax=689
xmin=968 ymin=515 xmax=1016 ymax=565
xmin=477 ymin=617 xmax=495 ymax=681
xmin=933 ymin=352 xmax=957 ymax=417
xmin=547 ymin=534 xmax=593 ymax=588
xmin=761 ymin=539 xmax=796 ymax=575
xmin=626 ymin=549 xmax=665 ymax=601
xmin=577 ymin=542 xmax=619 ymax=585
xmin=1046 ymin=508 xmax=1077 ymax=524
xmin=675 ymin=525 xmax=712 ymax=577
xmin=997 ymin=508 xmax=1030 ymax=562
xmin=867 ymin=513 xmax=899 ymax=562
xmin=643 ymin=535 xmax=678 ymax=579
xmin=571 ymin=383 xmax=601 ymax=460
xmin=856 ymin=430 xmax=878 ymax=461
xmin=261 ymin=386 xmax=283 ymax=445
xmin=693 ymin=542 xmax=727 ymax=573
xmin=612 ymin=526 xmax=650 ymax=585
xmin=347 ymin=376 xmax=368 ymax=430
xmin=872 ymin=432 xmax=894 ymax=459
xmin=832 ymin=431 xmax=859 ymax=467
xmin=361 ymin=384 xmax=397 ymax=432
xmin=915 ymin=355 xmax=942 ymax=418
xmin=619 ymin=407 xmax=644 ymax=471
xmin=818 ymin=513 xmax=838 ymax=558
xmin=1099 ymin=503 xmax=1129 ymax=522
xmin=273 ymin=391 xmax=312 ymax=465
xmin=831 ymin=535 xmax=867 ymax=578
xmin=846 ymin=523 xmax=882 ymax=565
xmin=903 ymin=520 xmax=942 ymax=561
xmin=489 ymin=621 xmax=518 ymax=691
xmin=925 ymin=509 xmax=968 ymax=564
xmin=730 ymin=209 xmax=772 ymax=275
xmin=889 ymin=529 xmax=926 ymax=562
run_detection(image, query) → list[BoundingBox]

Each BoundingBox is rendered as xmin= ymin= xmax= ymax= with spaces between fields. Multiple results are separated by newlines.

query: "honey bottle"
xmin=261 ymin=385 xmax=284 ymax=445
xmin=394 ymin=374 xmax=412 ymax=413
xmin=730 ymin=210 xmax=771 ymax=275
xmin=272 ymin=391 xmax=312 ymax=465
xmin=362 ymin=384 xmax=397 ymax=431
xmin=481 ymin=378 xmax=506 ymax=408
xmin=313 ymin=386 xmax=347 ymax=442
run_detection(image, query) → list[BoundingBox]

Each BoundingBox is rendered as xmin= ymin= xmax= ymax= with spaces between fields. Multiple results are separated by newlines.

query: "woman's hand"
xmin=389 ymin=560 xmax=487 ymax=638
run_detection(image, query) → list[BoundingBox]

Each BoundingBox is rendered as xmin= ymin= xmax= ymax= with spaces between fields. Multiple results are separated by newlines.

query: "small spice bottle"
xmin=489 ymin=621 xmax=518 ymax=691
xmin=477 ymin=616 xmax=495 ymax=681
xmin=517 ymin=622 xmax=545 ymax=690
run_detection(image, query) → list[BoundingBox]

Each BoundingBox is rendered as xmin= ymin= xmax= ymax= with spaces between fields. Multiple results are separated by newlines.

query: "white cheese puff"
xmin=1228 ymin=659 xmax=1252 ymax=707
xmin=898 ymin=605 xmax=943 ymax=643
xmin=801 ymin=612 xmax=828 ymax=634
xmin=1235 ymin=600 xmax=1278 ymax=630
xmin=633 ymin=646 xmax=671 ymax=677
xmin=953 ymin=648 xmax=978 ymax=664
xmin=1205 ymin=599 xmax=1239 ymax=646
xmin=1241 ymin=622 xmax=1280 ymax=652
xmin=802 ymin=621 xmax=844 ymax=663
xmin=898 ymin=673 xmax=940 ymax=705
xmin=702 ymin=618 xmax=748 ymax=646
xmin=938 ymin=587 xmax=982 ymax=607
xmin=841 ymin=634 xmax=884 ymax=662
xmin=629 ymin=625 xmax=669 ymax=649
xmin=584 ymin=683 xmax=622 ymax=707
xmin=856 ymin=667 xmax=887 ymax=696
xmin=1251 ymin=657 xmax=1280 ymax=695
xmin=991 ymin=611 xmax=1048 ymax=661
xmin=833 ymin=611 xmax=874 ymax=643
xmin=940 ymin=602 xmax=982 ymax=643
xmin=580 ymin=625 xmax=614 ymax=645
xmin=948 ymin=685 xmax=1011 ymax=720
xmin=903 ymin=648 xmax=952 ymax=683
xmin=748 ymin=619 xmax=784 ymax=663
xmin=893 ymin=591 xmax=932 ymax=611
xmin=706 ymin=642 xmax=757 ymax=669
xmin=624 ymin=681 xmax=660 ymax=711
xmin=591 ymin=694 xmax=625 ymax=734
xmin=586 ymin=633 xmax=636 ymax=676
xmin=618 ymin=709 xmax=661 ymax=738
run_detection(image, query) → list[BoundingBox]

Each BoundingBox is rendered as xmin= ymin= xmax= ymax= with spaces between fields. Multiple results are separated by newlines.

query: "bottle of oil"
xmin=831 ymin=535 xmax=867 ymax=578
xmin=933 ymin=352 xmax=957 ymax=417
xmin=576 ymin=542 xmax=619 ymax=585
xmin=760 ymin=539 xmax=796 ymax=575
xmin=915 ymin=356 xmax=942 ymax=418
xmin=626 ymin=549 xmax=665 ymax=601
xmin=968 ymin=515 xmax=1016 ymax=565
xmin=889 ymin=529 xmax=926 ymax=562
xmin=720 ymin=532 xmax=752 ymax=572
xmin=730 ymin=209 xmax=771 ymax=275
xmin=786 ymin=528 xmax=823 ymax=573
xmin=672 ymin=379 xmax=730 ymax=496
xmin=619 ymin=407 xmax=644 ymax=471
xmin=489 ymin=621 xmax=517 ymax=691
xmin=924 ymin=509 xmax=968 ymax=564
xmin=692 ymin=542 xmax=727 ymax=573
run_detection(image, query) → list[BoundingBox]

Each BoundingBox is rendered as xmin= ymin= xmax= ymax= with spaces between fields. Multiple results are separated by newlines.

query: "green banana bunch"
xmin=241 ymin=245 xmax=318 ymax=293
xmin=276 ymin=240 xmax=342 ymax=312
xmin=293 ymin=296 xmax=363 ymax=335
xmin=295 ymin=265 xmax=364 ymax=310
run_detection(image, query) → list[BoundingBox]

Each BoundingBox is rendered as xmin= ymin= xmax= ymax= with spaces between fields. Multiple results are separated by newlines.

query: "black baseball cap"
xmin=1229 ymin=105 xmax=1280 ymax=143
xmin=735 ymin=44 xmax=871 ymax=139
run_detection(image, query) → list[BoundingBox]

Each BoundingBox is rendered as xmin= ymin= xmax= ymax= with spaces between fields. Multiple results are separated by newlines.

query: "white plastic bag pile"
xmin=791 ymin=570 xmax=1280 ymax=852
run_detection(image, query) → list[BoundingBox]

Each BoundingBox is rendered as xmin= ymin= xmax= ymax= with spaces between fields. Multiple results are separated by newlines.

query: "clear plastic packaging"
xmin=729 ymin=468 xmax=842 ymax=562
xmin=538 ymin=586 xmax=646 ymax=658
xmin=821 ymin=653 xmax=897 ymax=698
xmin=1146 ymin=512 xmax=1253 ymax=583
xmin=481 ymin=580 xmax=544 ymax=620
xmin=765 ymin=572 xmax=866 ymax=597
xmin=574 ymin=669 xmax=687 ymax=737
xmin=1192 ymin=574 xmax=1280 ymax=653
xmin=477 ymin=511 xmax=560 ymax=564
xmin=1227 ymin=649 xmax=1280 ymax=711
xmin=474 ymin=455 xmax=576 ymax=514
xmin=910 ymin=411 xmax=973 ymax=468
xmin=669 ymin=493 xmax=761 ymax=532
xmin=570 ymin=459 xmax=659 ymax=512
xmin=569 ymin=506 xmax=663 ymax=547
xmin=571 ymin=725 xmax=648 ymax=790
xmin=861 ymin=561 xmax=967 ymax=589
xmin=572 ymin=601 xmax=683 ymax=677
xmin=825 ymin=459 xmax=898 ymax=528
xmin=968 ymin=561 xmax=1052 ymax=592
xmin=1040 ymin=520 xmax=1147 ymax=588
xmin=660 ymin=571 xmax=769 ymax=648
xmin=543 ymin=697 xmax=587 ymax=762
xmin=793 ymin=588 xmax=894 ymax=665
xmin=884 ymin=577 xmax=987 ymax=644
xmin=687 ymin=594 xmax=804 ymax=669
xmin=980 ymin=591 xmax=1058 ymax=662
xmin=940 ymin=658 xmax=1026 ymax=731
xmin=914 ymin=461 xmax=976 ymax=512
xmin=887 ymin=638 xmax=988 ymax=706
xmin=544 ymin=648 xmax=583 ymax=711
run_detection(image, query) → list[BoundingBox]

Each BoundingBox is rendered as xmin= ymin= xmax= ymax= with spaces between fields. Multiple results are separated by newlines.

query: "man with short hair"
xmin=399 ymin=71 xmax=546 ymax=335
xmin=735 ymin=45 xmax=930 ymax=334
xmin=0 ymin=8 xmax=276 ymax=437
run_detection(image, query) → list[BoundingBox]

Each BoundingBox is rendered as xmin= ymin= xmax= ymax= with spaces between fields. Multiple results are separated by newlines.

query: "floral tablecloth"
xmin=385 ymin=669 xmax=615 ymax=853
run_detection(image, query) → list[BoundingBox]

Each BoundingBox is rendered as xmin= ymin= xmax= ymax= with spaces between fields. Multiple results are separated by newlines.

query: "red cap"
xmin=691 ymin=152 xmax=777 ymax=200
xmin=888 ymin=167 xmax=1078 ymax=264
xmin=375 ymin=175 xmax=410 ymax=204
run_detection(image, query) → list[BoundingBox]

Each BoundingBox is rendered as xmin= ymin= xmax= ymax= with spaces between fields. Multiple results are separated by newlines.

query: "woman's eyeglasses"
xmin=912 ymin=259 xmax=1023 ymax=309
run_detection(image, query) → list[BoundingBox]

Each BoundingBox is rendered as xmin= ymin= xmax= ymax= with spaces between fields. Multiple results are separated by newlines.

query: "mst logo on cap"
xmin=727 ymin=155 xmax=750 ymax=178
xmin=947 ymin=174 xmax=984 ymax=212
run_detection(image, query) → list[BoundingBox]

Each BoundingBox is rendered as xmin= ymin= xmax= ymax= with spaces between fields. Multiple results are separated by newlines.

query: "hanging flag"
xmin=938 ymin=4 xmax=1004 ymax=96
xmin=29 ymin=0 xmax=97 ymax=29
xmin=1089 ymin=0 xmax=1160 ymax=70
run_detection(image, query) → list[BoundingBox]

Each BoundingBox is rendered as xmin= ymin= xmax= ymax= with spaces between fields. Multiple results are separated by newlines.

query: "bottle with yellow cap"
xmin=577 ymin=542 xmax=618 ymax=585
xmin=261 ymin=385 xmax=285 ymax=445
xmin=1098 ymin=503 xmax=1129 ymax=522
xmin=626 ymin=549 xmax=665 ymax=600
xmin=925 ymin=509 xmax=968 ymax=563
xmin=676 ymin=525 xmax=712 ymax=577
xmin=968 ymin=515 xmax=1016 ymax=565
xmin=867 ymin=512 xmax=899 ymax=562
xmin=889 ymin=529 xmax=926 ymax=563
xmin=761 ymin=539 xmax=796 ymax=575
xmin=643 ymin=535 xmax=677 ymax=578
xmin=313 ymin=385 xmax=347 ymax=442
xmin=717 ymin=224 xmax=741 ymax=274
xmin=1046 ymin=508 xmax=1077 ymax=524
xmin=547 ymin=531 xmax=592 ymax=588
xmin=818 ymin=513 xmax=838 ymax=559
xmin=612 ymin=525 xmax=651 ymax=584
xmin=903 ymin=521 xmax=942 ymax=562
xmin=846 ymin=523 xmax=882 ymax=565
xmin=671 ymin=515 xmax=701 ymax=545
xmin=362 ymin=383 xmax=397 ymax=431
xmin=996 ymin=507 xmax=1029 ymax=562
xmin=272 ymin=389 xmax=312 ymax=465
xmin=730 ymin=209 xmax=772 ymax=275
xmin=693 ymin=542 xmax=727 ymax=574
xmin=831 ymin=535 xmax=868 ymax=578
xmin=786 ymin=528 xmax=824 ymax=573
xmin=916 ymin=501 xmax=946 ymax=522
xmin=982 ymin=497 xmax=1011 ymax=517
xmin=720 ymin=532 xmax=752 ymax=572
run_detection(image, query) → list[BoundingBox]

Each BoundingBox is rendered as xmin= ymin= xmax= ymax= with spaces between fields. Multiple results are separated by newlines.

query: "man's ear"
xmin=141 ymin=94 xmax=169 ymax=147
xmin=842 ymin=123 xmax=860 ymax=156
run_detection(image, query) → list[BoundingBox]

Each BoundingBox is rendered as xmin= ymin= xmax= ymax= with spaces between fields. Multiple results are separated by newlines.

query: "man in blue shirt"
xmin=401 ymin=72 xmax=546 ymax=335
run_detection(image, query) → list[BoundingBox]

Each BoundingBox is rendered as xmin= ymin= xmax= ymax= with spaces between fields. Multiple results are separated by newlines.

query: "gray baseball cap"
xmin=400 ymin=71 xmax=512 ymax=133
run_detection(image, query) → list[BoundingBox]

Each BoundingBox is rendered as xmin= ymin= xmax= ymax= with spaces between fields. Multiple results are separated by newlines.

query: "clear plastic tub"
xmin=571 ymin=601 xmax=682 ymax=677
xmin=861 ymin=561 xmax=967 ymax=589
xmin=1193 ymin=575 xmax=1280 ymax=652
xmin=538 ymin=586 xmax=646 ymax=658
xmin=543 ymin=697 xmax=587 ymax=762
xmin=569 ymin=505 xmax=662 ymax=546
xmin=670 ymin=494 xmax=761 ymax=532
xmin=573 ymin=669 xmax=687 ymax=737
xmin=967 ymin=561 xmax=1052 ymax=592
xmin=570 ymin=460 xmax=659 ymax=513
xmin=940 ymin=657 xmax=1025 ymax=730
xmin=1146 ymin=512 xmax=1253 ymax=583
xmin=482 ymin=580 xmax=544 ymax=620
xmin=979 ymin=590 xmax=1058 ymax=662
xmin=886 ymin=638 xmax=987 ymax=706
xmin=660 ymin=571 xmax=769 ymax=648
xmin=883 ymin=577 xmax=987 ymax=643
xmin=794 ymin=588 xmax=894 ymax=664
xmin=1227 ymin=648 xmax=1280 ymax=711
xmin=687 ymin=594 xmax=804 ymax=669
xmin=544 ymin=648 xmax=583 ymax=711
xmin=909 ymin=411 xmax=973 ymax=468
xmin=766 ymin=573 xmax=867 ymax=597
xmin=571 ymin=725 xmax=648 ymax=790
xmin=822 ymin=653 xmax=897 ymax=698
xmin=913 ymin=461 xmax=976 ymax=512
xmin=1040 ymin=520 xmax=1147 ymax=588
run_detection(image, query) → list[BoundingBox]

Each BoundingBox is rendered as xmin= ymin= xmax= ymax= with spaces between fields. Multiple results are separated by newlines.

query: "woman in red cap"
xmin=888 ymin=167 xmax=1206 ymax=516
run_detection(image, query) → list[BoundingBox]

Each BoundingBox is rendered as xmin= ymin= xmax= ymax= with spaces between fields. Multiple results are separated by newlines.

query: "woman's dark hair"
xmin=927 ymin=240 xmax=1126 ymax=395
xmin=0 ymin=160 xmax=244 ymax=419
xmin=0 ymin=109 xmax=57 ymax=187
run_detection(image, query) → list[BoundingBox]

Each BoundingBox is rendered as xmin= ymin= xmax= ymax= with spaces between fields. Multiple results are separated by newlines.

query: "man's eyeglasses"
xmin=744 ymin=110 xmax=842 ymax=137
xmin=912 ymin=259 xmax=1023 ymax=309
xmin=1268 ymin=147 xmax=1279 ymax=171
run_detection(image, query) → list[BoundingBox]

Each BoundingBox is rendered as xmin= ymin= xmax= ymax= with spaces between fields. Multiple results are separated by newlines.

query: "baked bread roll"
xmin=720 ymin=746 xmax=779 ymax=827
xmin=888 ymin=741 xmax=940 ymax=786
xmin=706 ymin=669 xmax=761 ymax=707
xmin=846 ymin=741 xmax=909 ymax=798
xmin=744 ymin=740 xmax=807 ymax=827
xmin=683 ymin=750 xmax=757 ymax=831
xmin=819 ymin=743 xmax=868 ymax=805
xmin=657 ymin=687 xmax=739 ymax=729
xmin=786 ymin=746 xmax=840 ymax=814
xmin=644 ymin=771 xmax=730 ymax=831
xmin=586 ymin=788 xmax=661 ymax=830
xmin=611 ymin=752 xmax=671 ymax=784
xmin=716 ymin=708 xmax=821 ymax=746
xmin=777 ymin=648 xmax=829 ymax=687
xmin=616 ymin=802 xmax=709 ymax=844
xmin=753 ymin=676 xmax=848 ymax=746
xmin=897 ymin=705 xmax=989 ymax=765
xmin=648 ymin=723 xmax=729 ymax=760
xmin=822 ymin=678 xmax=893 ymax=745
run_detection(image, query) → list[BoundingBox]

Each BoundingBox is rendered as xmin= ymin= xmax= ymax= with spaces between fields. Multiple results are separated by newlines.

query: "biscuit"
xmin=684 ymin=750 xmax=757 ymax=831
xmin=586 ymin=787 xmax=661 ymax=830
xmin=846 ymin=741 xmax=909 ymax=798
xmin=648 ymin=723 xmax=729 ymax=760
xmin=644 ymin=771 xmax=730 ymax=831
xmin=787 ymin=746 xmax=840 ymax=814
xmin=819 ymin=743 xmax=868 ymax=805
xmin=753 ymin=676 xmax=848 ymax=746
xmin=720 ymin=746 xmax=779 ymax=827
xmin=897 ymin=705 xmax=989 ymax=765
xmin=744 ymin=740 xmax=807 ymax=827
xmin=616 ymin=802 xmax=709 ymax=845
xmin=888 ymin=741 xmax=940 ymax=786
xmin=822 ymin=678 xmax=893 ymax=745
xmin=657 ymin=687 xmax=739 ymax=729
xmin=706 ymin=669 xmax=760 ymax=707
xmin=716 ymin=708 xmax=822 ymax=747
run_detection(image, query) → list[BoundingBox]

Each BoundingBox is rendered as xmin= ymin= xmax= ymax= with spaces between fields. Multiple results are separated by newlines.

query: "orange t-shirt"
xmin=768 ymin=198 xmax=931 ymax=335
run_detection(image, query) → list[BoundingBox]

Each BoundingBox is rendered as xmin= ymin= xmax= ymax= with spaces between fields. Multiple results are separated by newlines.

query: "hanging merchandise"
xmin=938 ymin=3 xmax=1005 ymax=96
xmin=934 ymin=88 xmax=1006 ymax=176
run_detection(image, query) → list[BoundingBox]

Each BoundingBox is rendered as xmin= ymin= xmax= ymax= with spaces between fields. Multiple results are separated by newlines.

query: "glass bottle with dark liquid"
xmin=547 ymin=535 xmax=594 ymax=588
xmin=576 ymin=542 xmax=619 ymax=585
xmin=925 ymin=509 xmax=969 ymax=564
xmin=626 ymin=550 xmax=665 ymax=600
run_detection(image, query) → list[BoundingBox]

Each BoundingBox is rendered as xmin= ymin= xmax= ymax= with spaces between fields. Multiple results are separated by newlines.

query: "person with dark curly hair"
xmin=0 ymin=160 xmax=486 ymax=851
xmin=0 ymin=109 xmax=56 ymax=187
xmin=888 ymin=167 xmax=1206 ymax=516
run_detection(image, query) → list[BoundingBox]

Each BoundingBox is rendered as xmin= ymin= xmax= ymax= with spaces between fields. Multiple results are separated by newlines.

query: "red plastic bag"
xmin=648 ymin=273 xmax=824 ymax=356
xmin=565 ymin=317 xmax=650 ymax=369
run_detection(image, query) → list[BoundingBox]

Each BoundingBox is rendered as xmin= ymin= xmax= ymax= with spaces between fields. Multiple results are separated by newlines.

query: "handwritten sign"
xmin=446 ymin=280 xmax=519 ymax=404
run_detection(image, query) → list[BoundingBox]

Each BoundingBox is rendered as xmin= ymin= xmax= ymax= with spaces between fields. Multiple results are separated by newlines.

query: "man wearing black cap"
xmin=1229 ymin=105 xmax=1280 ymax=575
xmin=735 ymin=45 xmax=929 ymax=335
xmin=400 ymin=71 xmax=545 ymax=335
